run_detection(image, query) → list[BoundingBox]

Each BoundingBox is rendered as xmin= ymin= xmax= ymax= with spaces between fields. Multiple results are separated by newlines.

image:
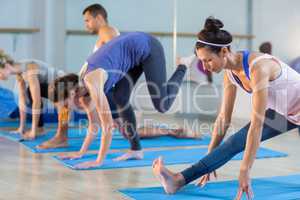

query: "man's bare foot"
xmin=152 ymin=157 xmax=185 ymax=194
xmin=37 ymin=136 xmax=68 ymax=149
xmin=113 ymin=150 xmax=144 ymax=161
xmin=169 ymin=128 xmax=203 ymax=139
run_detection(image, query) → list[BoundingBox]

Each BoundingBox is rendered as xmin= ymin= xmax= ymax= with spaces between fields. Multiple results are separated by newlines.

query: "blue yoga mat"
xmin=0 ymin=120 xmax=22 ymax=128
xmin=0 ymin=128 xmax=211 ymax=153
xmin=0 ymin=128 xmax=86 ymax=142
xmin=0 ymin=87 xmax=18 ymax=118
xmin=22 ymin=135 xmax=210 ymax=153
xmin=120 ymin=174 xmax=300 ymax=200
xmin=53 ymin=147 xmax=287 ymax=170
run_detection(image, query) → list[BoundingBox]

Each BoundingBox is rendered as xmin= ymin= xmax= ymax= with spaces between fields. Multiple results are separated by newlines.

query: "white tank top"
xmin=227 ymin=54 xmax=300 ymax=125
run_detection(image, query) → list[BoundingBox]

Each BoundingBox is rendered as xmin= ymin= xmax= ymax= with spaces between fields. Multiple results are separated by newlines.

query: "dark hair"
xmin=82 ymin=4 xmax=108 ymax=22
xmin=259 ymin=42 xmax=272 ymax=54
xmin=49 ymin=74 xmax=79 ymax=103
xmin=196 ymin=17 xmax=233 ymax=53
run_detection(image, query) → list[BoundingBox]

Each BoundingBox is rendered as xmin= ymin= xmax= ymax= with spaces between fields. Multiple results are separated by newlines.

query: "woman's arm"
xmin=208 ymin=73 xmax=237 ymax=152
xmin=59 ymin=99 xmax=101 ymax=160
xmin=235 ymin=60 xmax=270 ymax=200
xmin=15 ymin=75 xmax=27 ymax=133
xmin=240 ymin=62 xmax=270 ymax=171
xmin=84 ymin=68 xmax=113 ymax=164
xmin=26 ymin=63 xmax=42 ymax=136
xmin=78 ymin=97 xmax=102 ymax=155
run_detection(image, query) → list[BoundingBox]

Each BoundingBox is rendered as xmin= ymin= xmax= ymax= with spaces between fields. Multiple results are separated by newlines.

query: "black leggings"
xmin=112 ymin=36 xmax=187 ymax=150
xmin=26 ymin=82 xmax=49 ymax=127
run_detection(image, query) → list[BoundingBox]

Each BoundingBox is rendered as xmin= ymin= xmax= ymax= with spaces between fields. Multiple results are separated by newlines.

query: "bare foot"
xmin=21 ymin=128 xmax=46 ymax=140
xmin=10 ymin=128 xmax=25 ymax=135
xmin=169 ymin=128 xmax=203 ymax=139
xmin=37 ymin=136 xmax=68 ymax=149
xmin=21 ymin=132 xmax=36 ymax=140
xmin=152 ymin=157 xmax=185 ymax=194
xmin=113 ymin=150 xmax=144 ymax=161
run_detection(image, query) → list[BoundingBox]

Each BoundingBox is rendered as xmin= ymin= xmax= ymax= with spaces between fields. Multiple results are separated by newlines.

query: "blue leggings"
xmin=181 ymin=109 xmax=300 ymax=184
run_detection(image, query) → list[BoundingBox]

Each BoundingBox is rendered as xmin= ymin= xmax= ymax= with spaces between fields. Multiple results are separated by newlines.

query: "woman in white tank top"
xmin=152 ymin=17 xmax=300 ymax=199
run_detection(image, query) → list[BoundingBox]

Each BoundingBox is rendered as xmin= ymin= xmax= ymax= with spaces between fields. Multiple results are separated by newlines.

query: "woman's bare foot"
xmin=21 ymin=127 xmax=46 ymax=140
xmin=10 ymin=127 xmax=25 ymax=135
xmin=37 ymin=136 xmax=68 ymax=149
xmin=113 ymin=150 xmax=144 ymax=161
xmin=152 ymin=157 xmax=185 ymax=194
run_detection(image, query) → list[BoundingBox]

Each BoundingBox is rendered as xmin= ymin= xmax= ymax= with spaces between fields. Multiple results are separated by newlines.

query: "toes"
xmin=152 ymin=158 xmax=159 ymax=168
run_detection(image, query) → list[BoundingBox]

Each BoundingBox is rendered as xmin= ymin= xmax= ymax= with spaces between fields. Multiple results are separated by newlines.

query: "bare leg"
xmin=138 ymin=127 xmax=202 ymax=139
xmin=152 ymin=157 xmax=185 ymax=194
xmin=37 ymin=106 xmax=70 ymax=149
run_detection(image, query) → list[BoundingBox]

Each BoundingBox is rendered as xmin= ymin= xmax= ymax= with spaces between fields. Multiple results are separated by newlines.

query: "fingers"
xmin=74 ymin=162 xmax=90 ymax=170
xmin=247 ymin=184 xmax=254 ymax=200
xmin=152 ymin=158 xmax=159 ymax=168
xmin=213 ymin=171 xmax=217 ymax=179
xmin=198 ymin=176 xmax=206 ymax=187
xmin=234 ymin=188 xmax=243 ymax=200
xmin=59 ymin=153 xmax=81 ymax=160
xmin=198 ymin=174 xmax=209 ymax=188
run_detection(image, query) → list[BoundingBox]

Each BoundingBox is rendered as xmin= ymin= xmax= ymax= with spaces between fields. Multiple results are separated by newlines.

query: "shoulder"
xmin=248 ymin=52 xmax=273 ymax=78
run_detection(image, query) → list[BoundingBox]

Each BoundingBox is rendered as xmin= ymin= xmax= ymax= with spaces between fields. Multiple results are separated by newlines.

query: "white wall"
xmin=236 ymin=0 xmax=300 ymax=121
xmin=1 ymin=0 xmax=300 ymax=119
xmin=64 ymin=0 xmax=248 ymax=79
xmin=253 ymin=0 xmax=300 ymax=62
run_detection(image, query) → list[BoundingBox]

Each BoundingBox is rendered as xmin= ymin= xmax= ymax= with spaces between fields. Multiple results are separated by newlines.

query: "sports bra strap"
xmin=242 ymin=50 xmax=251 ymax=80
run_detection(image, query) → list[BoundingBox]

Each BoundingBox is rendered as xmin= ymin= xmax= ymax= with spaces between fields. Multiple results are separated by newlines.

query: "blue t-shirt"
xmin=86 ymin=32 xmax=152 ymax=93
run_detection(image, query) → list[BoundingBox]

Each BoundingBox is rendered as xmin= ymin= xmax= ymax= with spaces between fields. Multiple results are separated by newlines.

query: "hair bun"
xmin=204 ymin=17 xmax=224 ymax=32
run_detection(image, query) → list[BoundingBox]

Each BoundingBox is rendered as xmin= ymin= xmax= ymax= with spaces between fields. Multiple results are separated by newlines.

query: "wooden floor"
xmin=1 ymin=115 xmax=300 ymax=200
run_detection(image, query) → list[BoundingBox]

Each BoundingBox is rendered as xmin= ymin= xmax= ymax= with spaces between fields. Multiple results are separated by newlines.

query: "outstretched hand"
xmin=58 ymin=152 xmax=83 ymax=160
xmin=74 ymin=160 xmax=102 ymax=170
xmin=195 ymin=170 xmax=217 ymax=187
xmin=235 ymin=169 xmax=254 ymax=200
